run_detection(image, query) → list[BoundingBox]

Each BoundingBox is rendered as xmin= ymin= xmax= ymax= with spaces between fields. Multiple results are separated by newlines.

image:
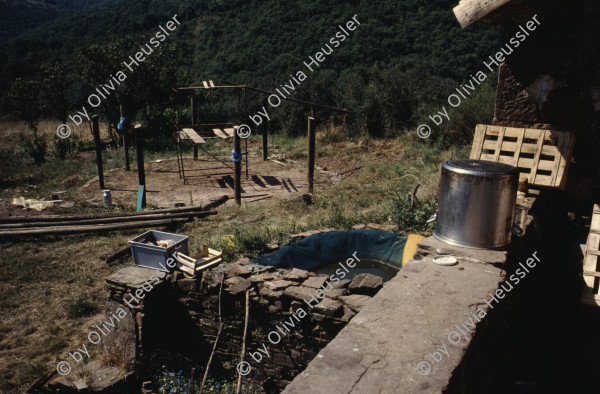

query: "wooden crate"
xmin=582 ymin=204 xmax=600 ymax=307
xmin=470 ymin=125 xmax=574 ymax=190
xmin=174 ymin=248 xmax=223 ymax=276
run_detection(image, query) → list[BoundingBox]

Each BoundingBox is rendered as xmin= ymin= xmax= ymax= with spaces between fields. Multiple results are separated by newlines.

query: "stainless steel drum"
xmin=434 ymin=159 xmax=519 ymax=249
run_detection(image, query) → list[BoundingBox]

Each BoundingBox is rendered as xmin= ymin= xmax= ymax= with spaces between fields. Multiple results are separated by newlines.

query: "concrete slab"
xmin=416 ymin=236 xmax=507 ymax=265
xmin=283 ymin=240 xmax=505 ymax=394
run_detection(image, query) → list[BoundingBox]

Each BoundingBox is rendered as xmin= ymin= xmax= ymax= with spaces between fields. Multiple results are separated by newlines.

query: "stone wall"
xmin=105 ymin=257 xmax=389 ymax=391
xmin=490 ymin=0 xmax=600 ymax=200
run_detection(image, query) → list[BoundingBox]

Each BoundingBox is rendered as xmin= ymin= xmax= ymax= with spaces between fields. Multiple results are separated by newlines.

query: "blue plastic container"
xmin=129 ymin=230 xmax=189 ymax=272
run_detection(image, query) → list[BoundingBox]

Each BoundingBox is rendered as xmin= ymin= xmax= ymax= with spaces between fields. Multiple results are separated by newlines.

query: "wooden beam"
xmin=453 ymin=0 xmax=512 ymax=28
xmin=0 ymin=211 xmax=217 ymax=229
xmin=0 ymin=195 xmax=229 ymax=223
xmin=0 ymin=218 xmax=189 ymax=237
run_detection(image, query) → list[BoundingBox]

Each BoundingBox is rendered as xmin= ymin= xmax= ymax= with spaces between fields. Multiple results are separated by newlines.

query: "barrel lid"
xmin=442 ymin=159 xmax=517 ymax=175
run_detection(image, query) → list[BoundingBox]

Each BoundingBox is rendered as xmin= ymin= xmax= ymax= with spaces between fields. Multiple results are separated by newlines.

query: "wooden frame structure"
xmin=172 ymin=81 xmax=352 ymax=204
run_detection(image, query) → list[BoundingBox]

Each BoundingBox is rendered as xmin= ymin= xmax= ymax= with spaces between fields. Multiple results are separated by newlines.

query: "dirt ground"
xmin=79 ymin=152 xmax=340 ymax=208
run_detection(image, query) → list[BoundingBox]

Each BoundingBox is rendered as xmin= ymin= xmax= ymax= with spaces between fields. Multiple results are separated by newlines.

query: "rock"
xmin=302 ymin=276 xmax=328 ymax=289
xmin=365 ymin=223 xmax=398 ymax=232
xmin=257 ymin=265 xmax=276 ymax=273
xmin=229 ymin=261 xmax=252 ymax=278
xmin=348 ymin=273 xmax=384 ymax=295
xmin=332 ymin=279 xmax=351 ymax=289
xmin=259 ymin=286 xmax=283 ymax=299
xmin=73 ymin=379 xmax=88 ymax=390
xmin=340 ymin=305 xmax=356 ymax=322
xmin=264 ymin=280 xmax=293 ymax=291
xmin=352 ymin=224 xmax=367 ymax=230
xmin=314 ymin=297 xmax=343 ymax=316
xmin=325 ymin=288 xmax=347 ymax=299
xmin=269 ymin=304 xmax=281 ymax=314
xmin=283 ymin=268 xmax=310 ymax=281
xmin=224 ymin=277 xmax=251 ymax=295
xmin=248 ymin=273 xmax=274 ymax=284
xmin=176 ymin=278 xmax=198 ymax=292
xmin=339 ymin=294 xmax=372 ymax=313
xmin=201 ymin=271 xmax=225 ymax=290
xmin=266 ymin=242 xmax=280 ymax=251
xmin=284 ymin=286 xmax=316 ymax=302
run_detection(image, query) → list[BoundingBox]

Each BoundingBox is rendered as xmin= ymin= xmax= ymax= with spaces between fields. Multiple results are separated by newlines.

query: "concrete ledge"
xmin=283 ymin=238 xmax=505 ymax=394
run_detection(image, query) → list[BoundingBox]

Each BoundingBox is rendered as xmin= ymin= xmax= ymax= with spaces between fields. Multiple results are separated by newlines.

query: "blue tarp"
xmin=252 ymin=230 xmax=407 ymax=271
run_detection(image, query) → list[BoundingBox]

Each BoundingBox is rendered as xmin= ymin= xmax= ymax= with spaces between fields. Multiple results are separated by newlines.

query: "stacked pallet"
xmin=582 ymin=204 xmax=600 ymax=307
xmin=0 ymin=195 xmax=228 ymax=238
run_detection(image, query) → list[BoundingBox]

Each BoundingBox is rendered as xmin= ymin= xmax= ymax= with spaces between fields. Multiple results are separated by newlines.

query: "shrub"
xmin=18 ymin=133 xmax=46 ymax=164
xmin=389 ymin=190 xmax=437 ymax=234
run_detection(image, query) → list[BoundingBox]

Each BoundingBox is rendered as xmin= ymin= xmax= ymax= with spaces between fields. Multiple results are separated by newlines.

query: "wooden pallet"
xmin=470 ymin=125 xmax=574 ymax=190
xmin=582 ymin=204 xmax=600 ymax=307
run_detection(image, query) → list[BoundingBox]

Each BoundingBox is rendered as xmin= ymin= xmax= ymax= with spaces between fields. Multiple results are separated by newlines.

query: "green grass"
xmin=0 ymin=121 xmax=473 ymax=392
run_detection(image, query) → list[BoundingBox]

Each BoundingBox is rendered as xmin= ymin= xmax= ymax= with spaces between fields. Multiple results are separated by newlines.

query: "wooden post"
xmin=91 ymin=116 xmax=105 ymax=190
xmin=120 ymin=104 xmax=130 ymax=171
xmin=135 ymin=124 xmax=146 ymax=208
xmin=234 ymin=89 xmax=242 ymax=205
xmin=244 ymin=88 xmax=248 ymax=179
xmin=234 ymin=127 xmax=242 ymax=205
xmin=307 ymin=115 xmax=316 ymax=194
xmin=191 ymin=96 xmax=198 ymax=160
xmin=262 ymin=124 xmax=268 ymax=161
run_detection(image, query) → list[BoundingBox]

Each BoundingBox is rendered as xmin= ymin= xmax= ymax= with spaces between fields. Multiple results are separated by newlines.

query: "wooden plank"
xmin=584 ymin=271 xmax=600 ymax=278
xmin=592 ymin=204 xmax=600 ymax=229
xmin=556 ymin=132 xmax=575 ymax=190
xmin=176 ymin=262 xmax=195 ymax=275
xmin=492 ymin=127 xmax=505 ymax=161
xmin=532 ymin=174 xmax=553 ymax=187
xmin=212 ymin=128 xmax=229 ymax=139
xmin=548 ymin=131 xmax=565 ymax=187
xmin=0 ymin=218 xmax=188 ymax=237
xmin=527 ymin=131 xmax=546 ymax=184
xmin=583 ymin=231 xmax=600 ymax=289
xmin=0 ymin=210 xmax=217 ymax=229
xmin=469 ymin=124 xmax=486 ymax=159
xmin=181 ymin=128 xmax=206 ymax=144
xmin=223 ymin=128 xmax=235 ymax=137
xmin=195 ymin=258 xmax=223 ymax=273
xmin=453 ymin=0 xmax=512 ymax=28
xmin=106 ymin=245 xmax=132 ymax=263
xmin=511 ymin=130 xmax=525 ymax=166
xmin=0 ymin=195 xmax=229 ymax=223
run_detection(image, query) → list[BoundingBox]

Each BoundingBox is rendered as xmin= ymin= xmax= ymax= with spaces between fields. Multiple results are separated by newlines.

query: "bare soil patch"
xmin=79 ymin=153 xmax=335 ymax=208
